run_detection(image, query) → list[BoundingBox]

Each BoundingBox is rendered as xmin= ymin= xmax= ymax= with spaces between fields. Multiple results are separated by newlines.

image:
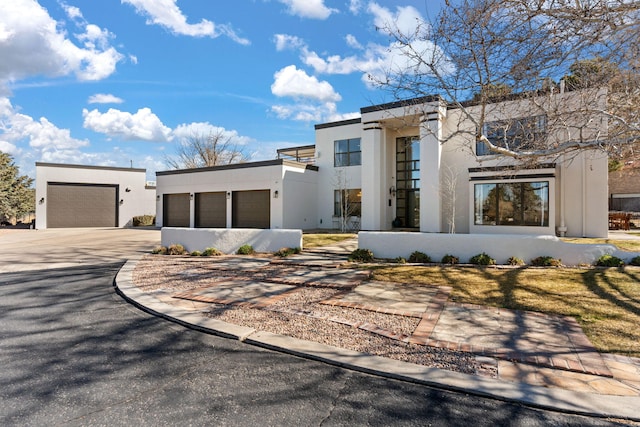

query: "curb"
xmin=114 ymin=259 xmax=640 ymax=422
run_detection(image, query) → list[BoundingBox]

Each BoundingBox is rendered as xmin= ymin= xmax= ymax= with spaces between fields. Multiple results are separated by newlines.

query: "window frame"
xmin=476 ymin=115 xmax=547 ymax=156
xmin=473 ymin=180 xmax=550 ymax=227
xmin=334 ymin=138 xmax=362 ymax=167
xmin=333 ymin=188 xmax=362 ymax=218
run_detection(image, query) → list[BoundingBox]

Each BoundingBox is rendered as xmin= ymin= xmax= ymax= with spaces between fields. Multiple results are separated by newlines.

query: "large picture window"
xmin=334 ymin=138 xmax=361 ymax=166
xmin=476 ymin=116 xmax=546 ymax=156
xmin=334 ymin=189 xmax=362 ymax=217
xmin=474 ymin=181 xmax=549 ymax=226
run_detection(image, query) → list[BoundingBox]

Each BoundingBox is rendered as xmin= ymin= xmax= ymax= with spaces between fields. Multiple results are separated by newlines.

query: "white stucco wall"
xmin=35 ymin=163 xmax=155 ymax=229
xmin=314 ymin=120 xmax=362 ymax=230
xmin=155 ymin=160 xmax=317 ymax=230
xmin=359 ymin=232 xmax=639 ymax=266
xmin=161 ymin=227 xmax=302 ymax=253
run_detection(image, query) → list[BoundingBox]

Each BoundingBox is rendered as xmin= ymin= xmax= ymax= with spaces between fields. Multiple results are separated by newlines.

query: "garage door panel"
xmin=195 ymin=192 xmax=226 ymax=228
xmin=47 ymin=183 xmax=117 ymax=228
xmin=163 ymin=193 xmax=190 ymax=227
xmin=232 ymin=190 xmax=270 ymax=229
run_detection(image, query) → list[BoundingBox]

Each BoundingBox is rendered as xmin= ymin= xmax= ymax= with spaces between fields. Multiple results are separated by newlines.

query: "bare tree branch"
xmin=165 ymin=130 xmax=248 ymax=170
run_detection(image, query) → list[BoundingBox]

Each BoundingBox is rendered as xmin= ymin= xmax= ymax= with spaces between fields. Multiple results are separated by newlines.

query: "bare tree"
xmin=371 ymin=0 xmax=640 ymax=163
xmin=166 ymin=130 xmax=248 ymax=169
xmin=332 ymin=168 xmax=360 ymax=232
xmin=441 ymin=165 xmax=459 ymax=233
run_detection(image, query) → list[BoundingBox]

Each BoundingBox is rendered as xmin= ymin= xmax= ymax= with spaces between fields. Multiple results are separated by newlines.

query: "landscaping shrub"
xmin=237 ymin=244 xmax=255 ymax=255
xmin=595 ymin=254 xmax=624 ymax=267
xmin=275 ymin=247 xmax=300 ymax=257
xmin=151 ymin=246 xmax=167 ymax=255
xmin=202 ymin=247 xmax=223 ymax=256
xmin=167 ymin=243 xmax=186 ymax=255
xmin=530 ymin=256 xmax=563 ymax=267
xmin=408 ymin=251 xmax=432 ymax=263
xmin=631 ymin=256 xmax=640 ymax=266
xmin=132 ymin=214 xmax=155 ymax=226
xmin=441 ymin=254 xmax=459 ymax=265
xmin=469 ymin=252 xmax=496 ymax=266
xmin=190 ymin=250 xmax=203 ymax=257
xmin=395 ymin=256 xmax=407 ymax=264
xmin=507 ymin=256 xmax=525 ymax=266
xmin=348 ymin=248 xmax=374 ymax=262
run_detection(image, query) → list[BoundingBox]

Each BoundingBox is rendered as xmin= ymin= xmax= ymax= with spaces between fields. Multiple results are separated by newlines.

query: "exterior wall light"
xmin=389 ymin=186 xmax=396 ymax=197
xmin=125 ymin=187 xmax=131 ymax=192
xmin=156 ymin=195 xmax=161 ymax=201
xmin=190 ymin=193 xmax=194 ymax=200
xmin=119 ymin=199 xmax=124 ymax=205
xmin=39 ymin=197 xmax=45 ymax=204
xmin=274 ymin=190 xmax=279 ymax=198
xmin=226 ymin=192 xmax=231 ymax=199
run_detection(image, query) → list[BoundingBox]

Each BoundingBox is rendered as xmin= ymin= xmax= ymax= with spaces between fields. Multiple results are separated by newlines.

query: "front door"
xmin=395 ymin=136 xmax=420 ymax=228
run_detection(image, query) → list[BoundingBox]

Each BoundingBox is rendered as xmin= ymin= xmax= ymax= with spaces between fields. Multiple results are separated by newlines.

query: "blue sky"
xmin=0 ymin=0 xmax=443 ymax=180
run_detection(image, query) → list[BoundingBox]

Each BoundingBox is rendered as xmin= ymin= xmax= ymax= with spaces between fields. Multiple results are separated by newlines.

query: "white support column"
xmin=361 ymin=121 xmax=384 ymax=230
xmin=420 ymin=106 xmax=444 ymax=232
xmin=189 ymin=193 xmax=195 ymax=228
xmin=226 ymin=191 xmax=232 ymax=228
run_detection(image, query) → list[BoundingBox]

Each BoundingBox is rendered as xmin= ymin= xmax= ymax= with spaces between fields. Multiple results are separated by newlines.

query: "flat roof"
xmin=35 ymin=162 xmax=146 ymax=173
xmin=156 ymin=159 xmax=318 ymax=176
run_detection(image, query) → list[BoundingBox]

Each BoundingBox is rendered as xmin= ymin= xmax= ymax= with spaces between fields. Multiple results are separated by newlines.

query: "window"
xmin=334 ymin=138 xmax=361 ymax=166
xmin=474 ymin=181 xmax=549 ymax=226
xmin=334 ymin=189 xmax=362 ymax=217
xmin=476 ymin=116 xmax=546 ymax=156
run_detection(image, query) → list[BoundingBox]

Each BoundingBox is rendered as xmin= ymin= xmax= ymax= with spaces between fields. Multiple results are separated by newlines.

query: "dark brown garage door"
xmin=232 ymin=190 xmax=270 ymax=228
xmin=195 ymin=192 xmax=226 ymax=228
xmin=47 ymin=183 xmax=117 ymax=228
xmin=163 ymin=193 xmax=190 ymax=227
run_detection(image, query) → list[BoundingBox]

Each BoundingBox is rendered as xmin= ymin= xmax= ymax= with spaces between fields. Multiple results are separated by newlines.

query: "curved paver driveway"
xmin=0 ymin=229 xmax=621 ymax=425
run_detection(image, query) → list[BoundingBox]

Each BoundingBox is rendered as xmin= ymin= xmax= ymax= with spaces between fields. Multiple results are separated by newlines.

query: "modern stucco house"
xmin=35 ymin=163 xmax=156 ymax=229
xmin=156 ymin=93 xmax=608 ymax=239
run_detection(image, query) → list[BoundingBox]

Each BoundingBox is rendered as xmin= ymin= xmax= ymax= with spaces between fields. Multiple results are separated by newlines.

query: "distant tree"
xmin=371 ymin=0 xmax=640 ymax=163
xmin=0 ymin=152 xmax=34 ymax=223
xmin=166 ymin=130 xmax=248 ymax=169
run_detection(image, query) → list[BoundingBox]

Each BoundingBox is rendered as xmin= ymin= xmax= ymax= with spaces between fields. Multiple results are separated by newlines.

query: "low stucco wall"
xmin=359 ymin=232 xmax=639 ymax=266
xmin=161 ymin=228 xmax=303 ymax=254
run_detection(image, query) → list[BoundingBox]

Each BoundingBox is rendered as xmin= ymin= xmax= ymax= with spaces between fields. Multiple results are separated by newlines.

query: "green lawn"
xmin=372 ymin=265 xmax=640 ymax=357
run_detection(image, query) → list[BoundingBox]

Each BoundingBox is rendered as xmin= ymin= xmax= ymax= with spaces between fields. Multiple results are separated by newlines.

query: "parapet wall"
xmin=359 ymin=232 xmax=639 ymax=266
xmin=161 ymin=228 xmax=302 ymax=254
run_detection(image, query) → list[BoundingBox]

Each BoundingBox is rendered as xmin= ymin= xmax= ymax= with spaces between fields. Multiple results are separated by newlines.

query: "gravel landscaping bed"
xmin=133 ymin=255 xmax=496 ymax=377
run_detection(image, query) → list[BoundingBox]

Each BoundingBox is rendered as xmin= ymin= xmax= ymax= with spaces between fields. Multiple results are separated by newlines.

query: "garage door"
xmin=232 ymin=190 xmax=270 ymax=228
xmin=195 ymin=192 xmax=226 ymax=228
xmin=47 ymin=183 xmax=117 ymax=228
xmin=163 ymin=193 xmax=190 ymax=227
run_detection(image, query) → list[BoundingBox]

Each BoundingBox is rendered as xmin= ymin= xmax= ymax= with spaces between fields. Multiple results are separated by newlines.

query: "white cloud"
xmin=271 ymin=102 xmax=359 ymax=123
xmin=0 ymin=140 xmax=19 ymax=155
xmin=345 ymin=34 xmax=363 ymax=50
xmin=0 ymin=0 xmax=124 ymax=83
xmin=122 ymin=0 xmax=250 ymax=44
xmin=278 ymin=0 xmax=337 ymax=20
xmin=274 ymin=34 xmax=305 ymax=51
xmin=349 ymin=0 xmax=363 ymax=14
xmin=82 ymin=107 xmax=173 ymax=142
xmin=173 ymin=122 xmax=253 ymax=146
xmin=367 ymin=2 xmax=424 ymax=36
xmin=0 ymin=97 xmax=89 ymax=153
xmin=271 ymin=65 xmax=341 ymax=102
xmin=88 ymin=94 xmax=125 ymax=104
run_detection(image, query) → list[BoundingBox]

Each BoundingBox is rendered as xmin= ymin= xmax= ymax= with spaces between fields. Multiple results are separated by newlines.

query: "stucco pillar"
xmin=420 ymin=106 xmax=444 ymax=233
xmin=361 ymin=121 xmax=384 ymax=230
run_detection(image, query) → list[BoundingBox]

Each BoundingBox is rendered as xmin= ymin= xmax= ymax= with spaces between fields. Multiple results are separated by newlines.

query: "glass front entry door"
xmin=396 ymin=136 xmax=420 ymax=228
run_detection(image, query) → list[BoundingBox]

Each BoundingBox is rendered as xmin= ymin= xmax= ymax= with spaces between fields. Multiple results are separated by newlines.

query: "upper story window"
xmin=476 ymin=115 xmax=546 ymax=156
xmin=334 ymin=138 xmax=361 ymax=167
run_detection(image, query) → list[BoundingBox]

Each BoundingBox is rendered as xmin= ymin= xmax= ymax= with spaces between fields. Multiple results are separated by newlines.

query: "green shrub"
xmin=151 ymin=246 xmax=167 ymax=255
xmin=530 ymin=256 xmax=563 ymax=267
xmin=237 ymin=244 xmax=255 ymax=255
xmin=348 ymin=248 xmax=374 ymax=262
xmin=132 ymin=214 xmax=155 ymax=226
xmin=595 ymin=254 xmax=624 ymax=267
xmin=469 ymin=252 xmax=496 ymax=266
xmin=507 ymin=256 xmax=525 ymax=266
xmin=395 ymin=256 xmax=407 ymax=264
xmin=167 ymin=243 xmax=186 ymax=255
xmin=441 ymin=254 xmax=459 ymax=264
xmin=275 ymin=247 xmax=300 ymax=257
xmin=630 ymin=256 xmax=640 ymax=266
xmin=190 ymin=250 xmax=202 ymax=257
xmin=202 ymin=247 xmax=223 ymax=256
xmin=408 ymin=251 xmax=432 ymax=263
